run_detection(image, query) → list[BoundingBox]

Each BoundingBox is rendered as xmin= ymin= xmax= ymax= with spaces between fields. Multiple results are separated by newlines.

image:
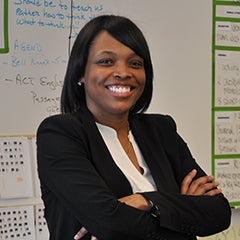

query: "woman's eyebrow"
xmin=96 ymin=51 xmax=141 ymax=59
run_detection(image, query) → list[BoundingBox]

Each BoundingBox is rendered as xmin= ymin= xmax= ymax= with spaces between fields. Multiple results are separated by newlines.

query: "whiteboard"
xmin=0 ymin=0 xmax=212 ymax=175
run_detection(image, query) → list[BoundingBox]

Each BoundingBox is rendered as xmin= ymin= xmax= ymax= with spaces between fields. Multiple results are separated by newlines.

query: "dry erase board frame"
xmin=212 ymin=0 xmax=240 ymax=207
xmin=0 ymin=0 xmax=9 ymax=53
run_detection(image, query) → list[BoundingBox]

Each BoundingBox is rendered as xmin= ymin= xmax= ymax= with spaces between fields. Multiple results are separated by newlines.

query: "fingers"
xmin=181 ymin=169 xmax=222 ymax=196
xmin=74 ymin=227 xmax=98 ymax=240
xmin=202 ymin=180 xmax=222 ymax=196
xmin=190 ymin=179 xmax=219 ymax=195
xmin=181 ymin=169 xmax=197 ymax=194
xmin=187 ymin=175 xmax=214 ymax=195
xmin=74 ymin=227 xmax=88 ymax=240
xmin=204 ymin=187 xmax=222 ymax=196
xmin=118 ymin=194 xmax=151 ymax=211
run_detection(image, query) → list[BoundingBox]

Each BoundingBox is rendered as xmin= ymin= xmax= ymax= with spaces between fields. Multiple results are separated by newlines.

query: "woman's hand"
xmin=75 ymin=171 xmax=221 ymax=239
xmin=74 ymin=227 xmax=97 ymax=240
xmin=74 ymin=194 xmax=151 ymax=239
xmin=118 ymin=193 xmax=152 ymax=211
xmin=181 ymin=169 xmax=222 ymax=196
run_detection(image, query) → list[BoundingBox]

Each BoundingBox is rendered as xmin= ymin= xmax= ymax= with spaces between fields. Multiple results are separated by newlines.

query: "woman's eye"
xmin=96 ymin=59 xmax=113 ymax=65
xmin=130 ymin=60 xmax=144 ymax=69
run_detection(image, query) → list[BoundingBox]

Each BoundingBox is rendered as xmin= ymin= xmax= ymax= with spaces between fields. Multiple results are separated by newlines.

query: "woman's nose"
xmin=113 ymin=63 xmax=132 ymax=80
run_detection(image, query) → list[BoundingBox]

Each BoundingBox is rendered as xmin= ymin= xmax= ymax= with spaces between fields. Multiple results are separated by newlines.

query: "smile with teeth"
xmin=107 ymin=85 xmax=132 ymax=94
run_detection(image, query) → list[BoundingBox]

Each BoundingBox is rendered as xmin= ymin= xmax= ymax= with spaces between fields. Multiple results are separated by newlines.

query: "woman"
xmin=37 ymin=15 xmax=231 ymax=240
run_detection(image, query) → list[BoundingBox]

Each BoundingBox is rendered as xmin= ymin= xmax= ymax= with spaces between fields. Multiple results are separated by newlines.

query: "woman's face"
xmin=82 ymin=31 xmax=146 ymax=119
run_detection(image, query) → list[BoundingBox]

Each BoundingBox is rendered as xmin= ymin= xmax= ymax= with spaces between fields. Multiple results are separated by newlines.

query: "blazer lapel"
xmin=130 ymin=116 xmax=180 ymax=194
xmin=74 ymin=107 xmax=133 ymax=198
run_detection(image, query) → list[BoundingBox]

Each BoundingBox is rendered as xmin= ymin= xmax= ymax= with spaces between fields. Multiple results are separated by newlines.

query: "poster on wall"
xmin=212 ymin=0 xmax=240 ymax=207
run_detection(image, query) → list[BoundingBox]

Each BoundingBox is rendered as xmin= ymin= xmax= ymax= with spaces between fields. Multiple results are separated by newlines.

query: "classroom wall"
xmin=0 ymin=0 xmax=213 ymax=172
xmin=0 ymin=0 xmax=239 ymax=238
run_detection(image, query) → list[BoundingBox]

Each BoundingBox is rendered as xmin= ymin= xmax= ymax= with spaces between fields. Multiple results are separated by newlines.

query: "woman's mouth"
xmin=107 ymin=85 xmax=132 ymax=94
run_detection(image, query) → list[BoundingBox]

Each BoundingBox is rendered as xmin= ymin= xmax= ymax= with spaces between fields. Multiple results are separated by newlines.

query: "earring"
xmin=77 ymin=81 xmax=82 ymax=86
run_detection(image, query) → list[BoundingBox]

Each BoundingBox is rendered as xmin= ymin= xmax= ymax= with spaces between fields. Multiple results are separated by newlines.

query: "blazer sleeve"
xmin=37 ymin=114 xmax=160 ymax=240
xmin=140 ymin=115 xmax=231 ymax=237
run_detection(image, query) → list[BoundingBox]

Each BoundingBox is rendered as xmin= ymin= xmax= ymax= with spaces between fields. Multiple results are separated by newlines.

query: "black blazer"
xmin=37 ymin=106 xmax=231 ymax=240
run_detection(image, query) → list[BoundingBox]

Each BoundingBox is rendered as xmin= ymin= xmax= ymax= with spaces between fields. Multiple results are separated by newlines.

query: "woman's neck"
xmin=93 ymin=112 xmax=130 ymax=134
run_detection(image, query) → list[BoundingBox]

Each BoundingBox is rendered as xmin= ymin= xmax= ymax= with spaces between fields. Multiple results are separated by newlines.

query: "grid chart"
xmin=35 ymin=204 xmax=49 ymax=239
xmin=0 ymin=205 xmax=35 ymax=240
xmin=0 ymin=137 xmax=34 ymax=199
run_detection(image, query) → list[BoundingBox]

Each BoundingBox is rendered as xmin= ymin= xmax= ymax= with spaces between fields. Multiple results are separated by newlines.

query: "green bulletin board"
xmin=212 ymin=0 xmax=240 ymax=207
xmin=0 ymin=0 xmax=9 ymax=54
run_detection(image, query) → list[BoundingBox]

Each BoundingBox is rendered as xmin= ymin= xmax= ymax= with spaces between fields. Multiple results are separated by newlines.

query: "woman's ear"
xmin=78 ymin=78 xmax=84 ymax=86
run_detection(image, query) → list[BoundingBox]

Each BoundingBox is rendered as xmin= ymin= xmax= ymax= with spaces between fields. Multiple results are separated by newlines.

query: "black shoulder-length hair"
xmin=61 ymin=15 xmax=153 ymax=114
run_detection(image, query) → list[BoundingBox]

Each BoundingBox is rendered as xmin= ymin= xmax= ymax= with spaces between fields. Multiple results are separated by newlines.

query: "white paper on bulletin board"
xmin=215 ymin=21 xmax=240 ymax=47
xmin=215 ymin=158 xmax=240 ymax=205
xmin=216 ymin=5 xmax=240 ymax=18
xmin=0 ymin=136 xmax=34 ymax=199
xmin=215 ymin=50 xmax=240 ymax=107
xmin=214 ymin=111 xmax=240 ymax=155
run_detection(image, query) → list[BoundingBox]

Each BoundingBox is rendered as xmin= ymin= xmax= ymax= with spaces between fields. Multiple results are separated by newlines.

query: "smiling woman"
xmin=81 ymin=31 xmax=146 ymax=120
xmin=36 ymin=15 xmax=231 ymax=240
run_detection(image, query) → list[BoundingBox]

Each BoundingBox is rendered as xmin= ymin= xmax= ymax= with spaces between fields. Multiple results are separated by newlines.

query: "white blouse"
xmin=96 ymin=123 xmax=157 ymax=193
